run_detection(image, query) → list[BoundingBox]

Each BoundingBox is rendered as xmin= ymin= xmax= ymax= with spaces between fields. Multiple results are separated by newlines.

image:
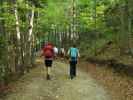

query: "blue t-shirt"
xmin=70 ymin=47 xmax=78 ymax=61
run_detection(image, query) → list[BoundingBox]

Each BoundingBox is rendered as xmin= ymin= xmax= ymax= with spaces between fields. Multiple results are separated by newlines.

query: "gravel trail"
xmin=2 ymin=59 xmax=111 ymax=100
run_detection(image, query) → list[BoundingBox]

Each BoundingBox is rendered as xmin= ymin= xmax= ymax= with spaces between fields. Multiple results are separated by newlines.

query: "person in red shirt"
xmin=41 ymin=42 xmax=54 ymax=80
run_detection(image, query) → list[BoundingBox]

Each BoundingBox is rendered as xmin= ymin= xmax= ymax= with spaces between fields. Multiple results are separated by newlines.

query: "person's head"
xmin=72 ymin=44 xmax=76 ymax=48
xmin=45 ymin=42 xmax=53 ymax=47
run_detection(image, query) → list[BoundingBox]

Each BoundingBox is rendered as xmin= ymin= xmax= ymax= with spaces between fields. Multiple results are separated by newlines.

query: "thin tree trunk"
xmin=14 ymin=6 xmax=21 ymax=40
xmin=94 ymin=0 xmax=97 ymax=55
xmin=119 ymin=4 xmax=128 ymax=55
xmin=127 ymin=0 xmax=133 ymax=56
xmin=28 ymin=7 xmax=35 ymax=41
xmin=14 ymin=4 xmax=22 ymax=73
xmin=26 ymin=6 xmax=35 ymax=72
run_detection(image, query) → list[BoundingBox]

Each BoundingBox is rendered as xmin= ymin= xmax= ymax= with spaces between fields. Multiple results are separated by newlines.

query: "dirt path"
xmin=1 ymin=59 xmax=111 ymax=100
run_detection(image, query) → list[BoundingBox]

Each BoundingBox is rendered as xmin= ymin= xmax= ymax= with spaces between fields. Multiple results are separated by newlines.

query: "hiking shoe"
xmin=70 ymin=76 xmax=74 ymax=80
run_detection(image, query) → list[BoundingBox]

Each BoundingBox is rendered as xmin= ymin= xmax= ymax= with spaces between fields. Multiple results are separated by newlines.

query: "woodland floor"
xmin=79 ymin=62 xmax=133 ymax=100
xmin=0 ymin=58 xmax=111 ymax=100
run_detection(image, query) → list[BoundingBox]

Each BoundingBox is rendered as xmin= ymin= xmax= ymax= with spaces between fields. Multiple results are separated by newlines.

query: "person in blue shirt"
xmin=67 ymin=44 xmax=80 ymax=79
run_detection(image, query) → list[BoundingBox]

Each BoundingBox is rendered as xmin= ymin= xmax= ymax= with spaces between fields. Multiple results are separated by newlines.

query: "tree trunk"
xmin=26 ymin=6 xmax=35 ymax=72
xmin=14 ymin=4 xmax=24 ymax=74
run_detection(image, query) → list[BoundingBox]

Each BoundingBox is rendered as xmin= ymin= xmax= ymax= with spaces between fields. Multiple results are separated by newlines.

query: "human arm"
xmin=40 ymin=49 xmax=44 ymax=57
xmin=67 ymin=49 xmax=70 ymax=56
xmin=77 ymin=49 xmax=80 ymax=62
xmin=67 ymin=48 xmax=71 ymax=61
xmin=77 ymin=49 xmax=80 ymax=58
xmin=40 ymin=46 xmax=46 ymax=57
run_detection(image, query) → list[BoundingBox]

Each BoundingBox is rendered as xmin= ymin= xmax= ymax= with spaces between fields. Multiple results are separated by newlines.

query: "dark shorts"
xmin=45 ymin=60 xmax=53 ymax=67
xmin=70 ymin=60 xmax=77 ymax=65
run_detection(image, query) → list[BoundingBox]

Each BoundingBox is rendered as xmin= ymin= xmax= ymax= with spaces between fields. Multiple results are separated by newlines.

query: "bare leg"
xmin=48 ymin=67 xmax=51 ymax=75
xmin=46 ymin=67 xmax=49 ymax=80
xmin=46 ymin=67 xmax=51 ymax=80
xmin=46 ymin=67 xmax=48 ymax=75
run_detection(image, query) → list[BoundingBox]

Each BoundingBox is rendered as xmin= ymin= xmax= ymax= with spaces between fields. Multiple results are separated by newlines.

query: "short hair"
xmin=73 ymin=44 xmax=76 ymax=48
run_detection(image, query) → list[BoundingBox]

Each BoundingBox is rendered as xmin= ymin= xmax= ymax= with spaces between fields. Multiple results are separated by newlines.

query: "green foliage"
xmin=0 ymin=35 xmax=8 ymax=82
xmin=0 ymin=0 xmax=133 ymax=84
xmin=0 ymin=35 xmax=6 ymax=62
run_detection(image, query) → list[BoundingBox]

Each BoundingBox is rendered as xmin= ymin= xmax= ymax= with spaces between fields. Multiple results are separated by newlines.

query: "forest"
xmin=0 ymin=0 xmax=133 ymax=100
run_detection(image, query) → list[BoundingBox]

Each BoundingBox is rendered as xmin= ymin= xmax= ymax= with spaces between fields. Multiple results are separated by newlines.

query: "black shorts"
xmin=70 ymin=60 xmax=77 ymax=65
xmin=45 ymin=60 xmax=53 ymax=67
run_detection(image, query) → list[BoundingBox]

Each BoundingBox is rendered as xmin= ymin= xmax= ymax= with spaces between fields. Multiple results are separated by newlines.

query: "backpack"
xmin=43 ymin=45 xmax=53 ymax=58
xmin=70 ymin=48 xmax=78 ymax=58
